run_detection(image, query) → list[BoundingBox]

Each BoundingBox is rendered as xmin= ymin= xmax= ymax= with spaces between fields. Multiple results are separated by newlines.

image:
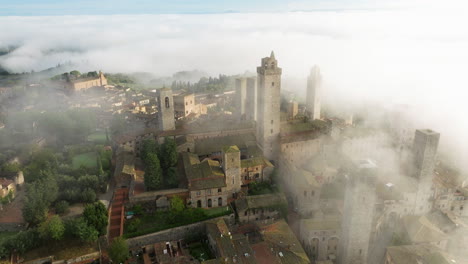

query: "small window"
xmin=272 ymin=82 xmax=275 ymax=86
xmin=304 ymin=191 xmax=307 ymax=197
xmin=232 ymin=158 xmax=234 ymax=162
xmin=186 ymin=102 xmax=188 ymax=105
xmin=218 ymin=188 xmax=222 ymax=193
xmin=271 ymin=120 xmax=274 ymax=124
xmin=271 ymin=129 xmax=273 ymax=134
xmin=461 ymin=206 xmax=464 ymax=210
xmin=359 ymin=249 xmax=362 ymax=255
xmin=165 ymin=97 xmax=170 ymax=108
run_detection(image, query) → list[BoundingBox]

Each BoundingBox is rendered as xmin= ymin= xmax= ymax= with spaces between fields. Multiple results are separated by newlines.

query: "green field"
xmin=72 ymin=152 xmax=98 ymax=169
xmin=87 ymin=132 xmax=107 ymax=144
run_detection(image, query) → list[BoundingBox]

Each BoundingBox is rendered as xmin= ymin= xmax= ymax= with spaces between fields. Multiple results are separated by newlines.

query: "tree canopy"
xmin=83 ymin=202 xmax=108 ymax=236
xmin=144 ymin=153 xmax=163 ymax=191
xmin=108 ymin=237 xmax=129 ymax=264
xmin=38 ymin=215 xmax=65 ymax=241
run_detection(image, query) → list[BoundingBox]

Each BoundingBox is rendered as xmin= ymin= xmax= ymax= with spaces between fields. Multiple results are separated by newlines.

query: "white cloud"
xmin=0 ymin=8 xmax=467 ymax=171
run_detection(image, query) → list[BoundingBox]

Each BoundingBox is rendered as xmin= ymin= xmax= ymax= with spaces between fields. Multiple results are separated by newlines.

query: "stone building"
xmin=182 ymin=152 xmax=229 ymax=209
xmin=384 ymin=244 xmax=458 ymax=264
xmin=235 ymin=78 xmax=247 ymax=120
xmin=240 ymin=157 xmax=274 ymax=185
xmin=288 ymin=100 xmax=298 ymax=119
xmin=222 ymin=145 xmax=242 ymax=194
xmin=173 ymin=91 xmax=196 ymax=119
xmin=157 ymin=88 xmax=176 ymax=131
xmin=256 ymin=51 xmax=281 ymax=161
xmin=0 ymin=178 xmax=15 ymax=199
xmin=306 ymin=66 xmax=322 ymax=120
xmin=300 ymin=212 xmax=341 ymax=262
xmin=245 ymin=77 xmax=257 ymax=121
xmin=412 ymin=129 xmax=440 ymax=215
xmin=67 ymin=71 xmax=108 ymax=92
xmin=339 ymin=159 xmax=377 ymax=264
xmin=235 ymin=193 xmax=287 ymax=223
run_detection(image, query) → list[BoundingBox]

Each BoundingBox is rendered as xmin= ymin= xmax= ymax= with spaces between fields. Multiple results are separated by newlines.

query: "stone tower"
xmin=245 ymin=77 xmax=257 ymax=121
xmin=222 ymin=145 xmax=241 ymax=194
xmin=157 ymin=88 xmax=175 ymax=131
xmin=413 ymin=129 xmax=440 ymax=215
xmin=339 ymin=159 xmax=377 ymax=264
xmin=256 ymin=51 xmax=281 ymax=161
xmin=235 ymin=78 xmax=247 ymax=120
xmin=306 ymin=65 xmax=322 ymax=120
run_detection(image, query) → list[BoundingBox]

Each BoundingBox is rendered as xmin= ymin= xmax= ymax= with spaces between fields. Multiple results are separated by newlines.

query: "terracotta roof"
xmin=0 ymin=178 xmax=14 ymax=188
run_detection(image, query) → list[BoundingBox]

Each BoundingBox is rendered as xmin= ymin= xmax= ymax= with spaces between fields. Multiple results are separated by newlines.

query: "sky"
xmin=0 ymin=0 xmax=417 ymax=16
xmin=0 ymin=0 xmax=467 ymax=171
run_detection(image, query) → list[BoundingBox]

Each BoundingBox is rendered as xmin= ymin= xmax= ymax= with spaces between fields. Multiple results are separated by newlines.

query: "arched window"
xmin=165 ymin=97 xmax=170 ymax=108
xmin=218 ymin=197 xmax=222 ymax=206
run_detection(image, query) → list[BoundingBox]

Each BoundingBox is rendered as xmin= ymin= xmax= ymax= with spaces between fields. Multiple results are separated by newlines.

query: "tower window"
xmin=165 ymin=97 xmax=170 ymax=108
xmin=271 ymin=120 xmax=273 ymax=124
xmin=272 ymin=82 xmax=275 ymax=86
xmin=271 ymin=129 xmax=273 ymax=134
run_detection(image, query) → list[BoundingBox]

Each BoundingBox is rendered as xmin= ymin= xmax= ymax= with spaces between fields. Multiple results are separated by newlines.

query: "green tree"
xmin=1 ymin=162 xmax=20 ymax=173
xmin=165 ymin=167 xmax=179 ymax=188
xmin=81 ymin=188 xmax=97 ymax=203
xmin=74 ymin=218 xmax=99 ymax=243
xmin=140 ymin=139 xmax=158 ymax=162
xmin=70 ymin=70 xmax=81 ymax=77
xmin=78 ymin=174 xmax=99 ymax=190
xmin=170 ymin=196 xmax=185 ymax=213
xmin=39 ymin=215 xmax=65 ymax=241
xmin=108 ymin=237 xmax=129 ymax=264
xmin=55 ymin=200 xmax=69 ymax=215
xmin=144 ymin=153 xmax=163 ymax=190
xmin=83 ymin=202 xmax=108 ymax=236
xmin=159 ymin=137 xmax=177 ymax=170
xmin=22 ymin=177 xmax=58 ymax=226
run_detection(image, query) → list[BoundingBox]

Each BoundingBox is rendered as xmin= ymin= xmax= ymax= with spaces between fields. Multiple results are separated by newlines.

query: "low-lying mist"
xmin=0 ymin=6 xmax=467 ymax=173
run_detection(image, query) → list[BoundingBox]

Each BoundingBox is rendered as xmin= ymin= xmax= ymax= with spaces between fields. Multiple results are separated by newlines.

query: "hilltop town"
xmin=0 ymin=52 xmax=467 ymax=264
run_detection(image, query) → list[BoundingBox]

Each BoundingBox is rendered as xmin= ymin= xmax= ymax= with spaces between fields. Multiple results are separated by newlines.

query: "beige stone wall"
xmin=189 ymin=188 xmax=228 ymax=208
xmin=174 ymin=93 xmax=196 ymax=118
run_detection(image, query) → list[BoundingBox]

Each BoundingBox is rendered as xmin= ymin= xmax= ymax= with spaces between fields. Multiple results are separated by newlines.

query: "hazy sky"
xmin=0 ymin=0 xmax=467 ymax=171
xmin=0 ymin=0 xmax=423 ymax=16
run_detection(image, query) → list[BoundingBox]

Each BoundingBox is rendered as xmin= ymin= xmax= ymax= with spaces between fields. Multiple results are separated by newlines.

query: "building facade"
xmin=256 ymin=51 xmax=282 ymax=161
xmin=413 ymin=129 xmax=440 ymax=215
xmin=339 ymin=159 xmax=377 ymax=264
xmin=157 ymin=88 xmax=176 ymax=131
xmin=306 ymin=66 xmax=322 ymax=120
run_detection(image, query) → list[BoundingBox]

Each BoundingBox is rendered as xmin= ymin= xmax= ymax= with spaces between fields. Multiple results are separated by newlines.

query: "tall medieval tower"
xmin=245 ymin=77 xmax=257 ymax=121
xmin=235 ymin=78 xmax=247 ymax=120
xmin=339 ymin=159 xmax=377 ymax=264
xmin=306 ymin=65 xmax=322 ymax=120
xmin=256 ymin=51 xmax=281 ymax=161
xmin=157 ymin=87 xmax=175 ymax=131
xmin=412 ymin=129 xmax=439 ymax=215
xmin=222 ymin=145 xmax=242 ymax=194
